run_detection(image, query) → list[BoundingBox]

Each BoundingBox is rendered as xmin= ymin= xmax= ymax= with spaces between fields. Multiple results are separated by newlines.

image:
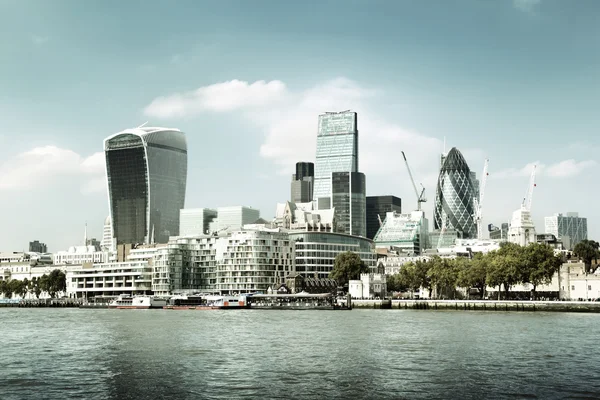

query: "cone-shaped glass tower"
xmin=434 ymin=147 xmax=476 ymax=239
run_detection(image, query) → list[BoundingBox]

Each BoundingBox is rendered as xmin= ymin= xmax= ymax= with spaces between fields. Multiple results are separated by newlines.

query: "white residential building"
xmin=54 ymin=245 xmax=109 ymax=265
xmin=101 ymin=216 xmax=114 ymax=251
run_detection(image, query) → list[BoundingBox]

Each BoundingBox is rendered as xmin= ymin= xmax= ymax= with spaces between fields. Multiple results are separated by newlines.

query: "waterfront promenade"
xmin=351 ymin=299 xmax=600 ymax=312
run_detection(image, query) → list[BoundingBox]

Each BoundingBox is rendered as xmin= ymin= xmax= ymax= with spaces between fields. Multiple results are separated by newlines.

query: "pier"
xmin=351 ymin=299 xmax=600 ymax=313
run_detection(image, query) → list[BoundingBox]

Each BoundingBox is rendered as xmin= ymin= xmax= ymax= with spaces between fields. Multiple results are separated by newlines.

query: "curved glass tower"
xmin=433 ymin=147 xmax=476 ymax=239
xmin=104 ymin=127 xmax=187 ymax=245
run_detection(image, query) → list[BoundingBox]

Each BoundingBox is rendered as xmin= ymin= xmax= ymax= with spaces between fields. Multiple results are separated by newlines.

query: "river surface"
xmin=0 ymin=309 xmax=599 ymax=399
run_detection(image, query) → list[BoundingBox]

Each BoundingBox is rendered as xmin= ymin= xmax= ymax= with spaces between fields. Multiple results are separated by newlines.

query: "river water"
xmin=0 ymin=309 xmax=599 ymax=399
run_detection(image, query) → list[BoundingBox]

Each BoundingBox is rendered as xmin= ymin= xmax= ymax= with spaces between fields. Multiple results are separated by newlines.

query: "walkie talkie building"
xmin=433 ymin=147 xmax=477 ymax=239
xmin=104 ymin=126 xmax=187 ymax=245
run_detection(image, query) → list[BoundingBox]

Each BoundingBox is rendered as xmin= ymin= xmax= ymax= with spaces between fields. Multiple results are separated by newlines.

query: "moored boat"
xmin=164 ymin=294 xmax=249 ymax=310
xmin=108 ymin=295 xmax=167 ymax=309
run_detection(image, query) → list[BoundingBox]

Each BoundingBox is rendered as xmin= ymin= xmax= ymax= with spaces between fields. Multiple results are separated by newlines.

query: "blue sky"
xmin=0 ymin=0 xmax=598 ymax=251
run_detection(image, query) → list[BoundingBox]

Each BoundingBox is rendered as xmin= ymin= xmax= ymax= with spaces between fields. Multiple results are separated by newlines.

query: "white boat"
xmin=108 ymin=295 xmax=167 ymax=309
xmin=164 ymin=294 xmax=248 ymax=310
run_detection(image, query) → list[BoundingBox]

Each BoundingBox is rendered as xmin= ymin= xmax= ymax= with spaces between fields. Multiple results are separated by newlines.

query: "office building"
xmin=313 ymin=111 xmax=358 ymax=207
xmin=291 ymin=162 xmax=314 ymax=203
xmin=101 ymin=216 xmax=113 ymax=251
xmin=433 ymin=147 xmax=477 ymax=239
xmin=545 ymin=213 xmax=588 ymax=250
xmin=489 ymin=223 xmax=509 ymax=241
xmin=104 ymin=126 xmax=188 ymax=245
xmin=374 ymin=210 xmax=429 ymax=255
xmin=331 ymin=171 xmax=366 ymax=237
xmin=211 ymin=206 xmax=261 ymax=233
xmin=366 ymin=196 xmax=402 ymax=239
xmin=289 ymin=231 xmax=376 ymax=279
xmin=275 ymin=201 xmax=335 ymax=232
xmin=179 ymin=208 xmax=218 ymax=236
xmin=29 ymin=240 xmax=47 ymax=253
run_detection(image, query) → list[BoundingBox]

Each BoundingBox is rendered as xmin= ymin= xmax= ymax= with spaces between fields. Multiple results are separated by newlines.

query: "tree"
xmin=522 ymin=243 xmax=563 ymax=299
xmin=457 ymin=253 xmax=488 ymax=299
xmin=397 ymin=262 xmax=421 ymax=298
xmin=0 ymin=280 xmax=9 ymax=298
xmin=30 ymin=277 xmax=43 ymax=299
xmin=46 ymin=269 xmax=67 ymax=298
xmin=330 ymin=252 xmax=368 ymax=287
xmin=386 ymin=273 xmax=407 ymax=294
xmin=413 ymin=259 xmax=432 ymax=297
xmin=486 ymin=250 xmax=521 ymax=300
xmin=39 ymin=274 xmax=50 ymax=297
xmin=429 ymin=256 xmax=459 ymax=299
xmin=573 ymin=240 xmax=600 ymax=273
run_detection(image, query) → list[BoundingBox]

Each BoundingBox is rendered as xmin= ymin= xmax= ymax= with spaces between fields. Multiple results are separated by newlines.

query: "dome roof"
xmin=441 ymin=147 xmax=471 ymax=173
xmin=104 ymin=215 xmax=111 ymax=225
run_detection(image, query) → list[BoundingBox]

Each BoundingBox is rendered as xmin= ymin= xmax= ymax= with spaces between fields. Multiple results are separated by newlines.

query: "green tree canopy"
xmin=330 ymin=252 xmax=368 ymax=286
xmin=573 ymin=240 xmax=599 ymax=273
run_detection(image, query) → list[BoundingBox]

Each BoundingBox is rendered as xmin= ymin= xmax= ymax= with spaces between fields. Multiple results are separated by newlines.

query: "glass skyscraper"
xmin=366 ymin=195 xmax=402 ymax=239
xmin=313 ymin=111 xmax=358 ymax=207
xmin=291 ymin=161 xmax=314 ymax=203
xmin=104 ymin=127 xmax=188 ymax=245
xmin=544 ymin=212 xmax=588 ymax=250
xmin=433 ymin=147 xmax=477 ymax=239
xmin=331 ymin=171 xmax=366 ymax=237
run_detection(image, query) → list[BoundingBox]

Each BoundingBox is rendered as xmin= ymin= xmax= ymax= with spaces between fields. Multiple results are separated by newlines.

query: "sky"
xmin=0 ymin=0 xmax=599 ymax=251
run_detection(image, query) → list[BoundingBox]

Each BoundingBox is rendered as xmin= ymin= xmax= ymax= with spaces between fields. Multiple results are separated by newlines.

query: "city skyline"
xmin=1 ymin=0 xmax=599 ymax=250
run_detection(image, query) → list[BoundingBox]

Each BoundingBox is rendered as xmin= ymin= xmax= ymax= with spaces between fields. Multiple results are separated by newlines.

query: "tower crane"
xmin=473 ymin=159 xmax=489 ymax=240
xmin=401 ymin=151 xmax=426 ymax=211
xmin=522 ymin=164 xmax=537 ymax=212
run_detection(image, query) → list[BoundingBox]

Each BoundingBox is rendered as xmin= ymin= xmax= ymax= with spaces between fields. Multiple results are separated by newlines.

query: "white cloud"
xmin=31 ymin=35 xmax=49 ymax=45
xmin=144 ymin=79 xmax=287 ymax=118
xmin=494 ymin=161 xmax=542 ymax=179
xmin=545 ymin=159 xmax=596 ymax=178
xmin=513 ymin=0 xmax=541 ymax=13
xmin=0 ymin=146 xmax=105 ymax=194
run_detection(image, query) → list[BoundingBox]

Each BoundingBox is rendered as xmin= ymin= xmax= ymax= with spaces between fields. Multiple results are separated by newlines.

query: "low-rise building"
xmin=349 ymin=270 xmax=387 ymax=299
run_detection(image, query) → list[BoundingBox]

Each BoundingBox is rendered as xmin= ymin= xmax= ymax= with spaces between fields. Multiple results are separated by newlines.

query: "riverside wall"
xmin=351 ymin=299 xmax=600 ymax=313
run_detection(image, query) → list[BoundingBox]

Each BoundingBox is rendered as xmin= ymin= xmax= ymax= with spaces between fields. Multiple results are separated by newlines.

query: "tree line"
xmin=387 ymin=242 xmax=565 ymax=300
xmin=0 ymin=269 xmax=67 ymax=299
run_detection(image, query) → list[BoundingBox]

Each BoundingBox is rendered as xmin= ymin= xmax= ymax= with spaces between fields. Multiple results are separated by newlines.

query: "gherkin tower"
xmin=433 ymin=147 xmax=477 ymax=239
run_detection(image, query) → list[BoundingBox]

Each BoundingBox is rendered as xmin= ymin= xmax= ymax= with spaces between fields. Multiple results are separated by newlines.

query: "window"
xmin=589 ymin=285 xmax=592 ymax=291
xmin=571 ymin=285 xmax=575 ymax=290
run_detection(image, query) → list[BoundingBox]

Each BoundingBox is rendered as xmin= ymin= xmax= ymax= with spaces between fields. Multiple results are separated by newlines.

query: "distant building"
xmin=434 ymin=147 xmax=477 ymax=239
xmin=290 ymin=162 xmax=314 ymax=203
xmin=101 ymin=216 xmax=113 ymax=251
xmin=489 ymin=223 xmax=509 ymax=241
xmin=104 ymin=126 xmax=188 ymax=245
xmin=366 ymin=196 xmax=402 ymax=240
xmin=86 ymin=238 xmax=101 ymax=250
xmin=545 ymin=213 xmax=587 ymax=250
xmin=180 ymin=208 xmax=218 ymax=236
xmin=313 ymin=111 xmax=358 ymax=208
xmin=374 ymin=211 xmax=429 ymax=255
xmin=428 ymin=229 xmax=459 ymax=249
xmin=274 ymin=201 xmax=335 ymax=232
xmin=508 ymin=206 xmax=536 ymax=247
xmin=210 ymin=206 xmax=261 ymax=233
xmin=54 ymin=245 xmax=109 ymax=265
xmin=331 ymin=171 xmax=366 ymax=237
xmin=349 ymin=268 xmax=387 ymax=299
xmin=29 ymin=240 xmax=47 ymax=253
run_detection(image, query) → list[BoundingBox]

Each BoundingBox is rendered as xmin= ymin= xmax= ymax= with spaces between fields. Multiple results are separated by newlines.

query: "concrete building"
xmin=349 ymin=270 xmax=387 ymax=299
xmin=374 ymin=211 xmax=429 ymax=255
xmin=274 ymin=201 xmax=335 ymax=232
xmin=53 ymin=245 xmax=110 ymax=265
xmin=179 ymin=208 xmax=218 ymax=236
xmin=290 ymin=162 xmax=314 ymax=203
xmin=545 ymin=213 xmax=588 ymax=250
xmin=289 ymin=231 xmax=376 ymax=279
xmin=508 ymin=206 xmax=536 ymax=247
xmin=29 ymin=240 xmax=47 ymax=253
xmin=434 ymin=147 xmax=477 ymax=239
xmin=104 ymin=126 xmax=188 ymax=245
xmin=331 ymin=171 xmax=366 ymax=237
xmin=313 ymin=111 xmax=358 ymax=208
xmin=366 ymin=196 xmax=402 ymax=240
xmin=101 ymin=216 xmax=113 ymax=251
xmin=210 ymin=206 xmax=261 ymax=233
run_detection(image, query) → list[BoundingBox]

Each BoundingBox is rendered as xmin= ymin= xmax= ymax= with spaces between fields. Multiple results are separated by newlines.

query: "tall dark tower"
xmin=104 ymin=126 xmax=188 ymax=245
xmin=291 ymin=162 xmax=314 ymax=203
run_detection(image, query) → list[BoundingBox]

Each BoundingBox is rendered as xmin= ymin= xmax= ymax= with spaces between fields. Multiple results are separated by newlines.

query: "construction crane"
xmin=377 ymin=214 xmax=384 ymax=227
xmin=401 ymin=151 xmax=426 ymax=211
xmin=522 ymin=164 xmax=537 ymax=212
xmin=473 ymin=159 xmax=489 ymax=240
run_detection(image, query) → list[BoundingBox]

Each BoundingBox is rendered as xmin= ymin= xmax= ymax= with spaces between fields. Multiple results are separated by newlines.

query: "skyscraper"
xmin=313 ymin=111 xmax=358 ymax=208
xmin=290 ymin=162 xmax=314 ymax=203
xmin=29 ymin=240 xmax=47 ymax=253
xmin=433 ymin=147 xmax=477 ymax=239
xmin=104 ymin=126 xmax=187 ymax=245
xmin=545 ymin=212 xmax=587 ymax=250
xmin=331 ymin=171 xmax=366 ymax=237
xmin=366 ymin=196 xmax=402 ymax=239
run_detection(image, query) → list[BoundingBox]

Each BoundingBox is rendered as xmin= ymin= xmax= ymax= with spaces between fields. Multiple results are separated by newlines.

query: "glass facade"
xmin=289 ymin=232 xmax=376 ymax=279
xmin=295 ymin=162 xmax=314 ymax=181
xmin=331 ymin=172 xmax=366 ymax=237
xmin=544 ymin=213 xmax=587 ymax=250
xmin=105 ymin=128 xmax=187 ymax=245
xmin=433 ymin=147 xmax=477 ymax=239
xmin=313 ymin=111 xmax=358 ymax=204
xmin=366 ymin=196 xmax=402 ymax=240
